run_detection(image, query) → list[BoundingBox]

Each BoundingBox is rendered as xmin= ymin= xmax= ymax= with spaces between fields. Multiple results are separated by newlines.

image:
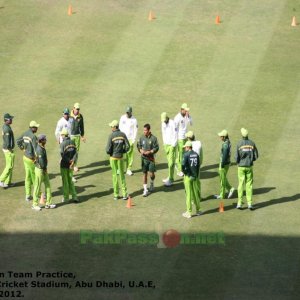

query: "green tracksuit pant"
xmin=125 ymin=142 xmax=134 ymax=171
xmin=164 ymin=145 xmax=176 ymax=182
xmin=33 ymin=168 xmax=52 ymax=206
xmin=0 ymin=150 xmax=15 ymax=184
xmin=176 ymin=139 xmax=186 ymax=172
xmin=23 ymin=156 xmax=35 ymax=197
xmin=71 ymin=136 xmax=80 ymax=166
xmin=218 ymin=164 xmax=232 ymax=199
xmin=110 ymin=158 xmax=127 ymax=198
xmin=184 ymin=175 xmax=201 ymax=214
xmin=60 ymin=168 xmax=77 ymax=200
xmin=237 ymin=166 xmax=253 ymax=206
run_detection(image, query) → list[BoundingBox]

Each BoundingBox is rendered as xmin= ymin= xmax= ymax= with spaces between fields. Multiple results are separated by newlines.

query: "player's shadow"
xmin=74 ymin=160 xmax=111 ymax=180
xmin=255 ymin=193 xmax=300 ymax=210
xmin=201 ymin=163 xmax=219 ymax=171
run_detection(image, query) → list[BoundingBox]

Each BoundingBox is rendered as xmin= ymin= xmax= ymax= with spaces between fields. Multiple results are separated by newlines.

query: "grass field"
xmin=0 ymin=0 xmax=300 ymax=299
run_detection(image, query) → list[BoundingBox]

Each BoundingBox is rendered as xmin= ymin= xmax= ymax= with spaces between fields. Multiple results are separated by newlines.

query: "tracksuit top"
xmin=2 ymin=124 xmax=14 ymax=151
xmin=60 ymin=137 xmax=77 ymax=169
xmin=220 ymin=139 xmax=231 ymax=168
xmin=35 ymin=144 xmax=48 ymax=170
xmin=70 ymin=111 xmax=84 ymax=137
xmin=119 ymin=115 xmax=138 ymax=143
xmin=106 ymin=129 xmax=130 ymax=159
xmin=137 ymin=133 xmax=159 ymax=161
xmin=174 ymin=113 xmax=192 ymax=140
xmin=236 ymin=137 xmax=258 ymax=167
xmin=16 ymin=129 xmax=37 ymax=160
xmin=161 ymin=119 xmax=177 ymax=147
xmin=182 ymin=150 xmax=200 ymax=179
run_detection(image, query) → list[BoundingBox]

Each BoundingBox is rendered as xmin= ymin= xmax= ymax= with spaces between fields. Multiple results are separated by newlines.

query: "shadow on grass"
xmin=256 ymin=193 xmax=300 ymax=209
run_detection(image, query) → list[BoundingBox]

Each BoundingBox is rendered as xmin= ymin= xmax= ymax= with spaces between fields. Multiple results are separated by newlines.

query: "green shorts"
xmin=141 ymin=157 xmax=156 ymax=173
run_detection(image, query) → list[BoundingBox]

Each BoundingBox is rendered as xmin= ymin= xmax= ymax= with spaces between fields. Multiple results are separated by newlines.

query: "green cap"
xmin=241 ymin=128 xmax=248 ymax=137
xmin=4 ymin=113 xmax=14 ymax=120
xmin=181 ymin=103 xmax=190 ymax=111
xmin=63 ymin=108 xmax=70 ymax=115
xmin=29 ymin=120 xmax=40 ymax=128
xmin=126 ymin=106 xmax=132 ymax=113
xmin=161 ymin=112 xmax=168 ymax=122
xmin=218 ymin=129 xmax=228 ymax=137
xmin=60 ymin=128 xmax=69 ymax=136
xmin=185 ymin=131 xmax=194 ymax=139
xmin=183 ymin=141 xmax=193 ymax=148
xmin=109 ymin=120 xmax=119 ymax=127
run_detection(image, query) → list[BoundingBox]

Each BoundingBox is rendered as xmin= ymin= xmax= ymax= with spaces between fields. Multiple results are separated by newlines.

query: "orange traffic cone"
xmin=291 ymin=16 xmax=297 ymax=27
xmin=68 ymin=4 xmax=73 ymax=16
xmin=215 ymin=15 xmax=221 ymax=24
xmin=39 ymin=193 xmax=46 ymax=205
xmin=148 ymin=10 xmax=155 ymax=21
xmin=219 ymin=201 xmax=224 ymax=213
xmin=126 ymin=196 xmax=133 ymax=208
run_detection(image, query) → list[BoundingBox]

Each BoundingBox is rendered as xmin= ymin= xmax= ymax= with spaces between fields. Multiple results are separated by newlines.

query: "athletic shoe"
xmin=0 ymin=181 xmax=4 ymax=187
xmin=149 ymin=183 xmax=154 ymax=192
xmin=114 ymin=196 xmax=119 ymax=201
xmin=72 ymin=177 xmax=77 ymax=183
xmin=228 ymin=187 xmax=235 ymax=199
xmin=182 ymin=212 xmax=192 ymax=219
xmin=214 ymin=195 xmax=221 ymax=199
xmin=45 ymin=204 xmax=56 ymax=209
xmin=74 ymin=166 xmax=79 ymax=173
xmin=122 ymin=196 xmax=128 ymax=200
xmin=236 ymin=204 xmax=243 ymax=210
xmin=248 ymin=205 xmax=255 ymax=211
xmin=126 ymin=170 xmax=133 ymax=176
xmin=32 ymin=205 xmax=41 ymax=211
xmin=25 ymin=195 xmax=32 ymax=201
xmin=195 ymin=211 xmax=203 ymax=216
xmin=143 ymin=190 xmax=149 ymax=197
xmin=162 ymin=178 xmax=169 ymax=183
xmin=0 ymin=182 xmax=8 ymax=188
xmin=164 ymin=180 xmax=173 ymax=187
xmin=177 ymin=171 xmax=184 ymax=177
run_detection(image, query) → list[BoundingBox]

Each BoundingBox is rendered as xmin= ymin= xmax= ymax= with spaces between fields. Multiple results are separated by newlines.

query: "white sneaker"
xmin=164 ymin=180 xmax=172 ymax=187
xmin=72 ymin=177 xmax=77 ymax=183
xmin=228 ymin=187 xmax=235 ymax=199
xmin=214 ymin=195 xmax=221 ymax=199
xmin=143 ymin=190 xmax=149 ymax=197
xmin=149 ymin=183 xmax=154 ymax=192
xmin=182 ymin=212 xmax=192 ymax=219
xmin=177 ymin=171 xmax=184 ymax=177
xmin=32 ymin=205 xmax=41 ymax=211
xmin=162 ymin=178 xmax=169 ymax=183
xmin=74 ymin=166 xmax=79 ymax=173
xmin=0 ymin=181 xmax=4 ymax=187
xmin=0 ymin=182 xmax=8 ymax=188
xmin=45 ymin=204 xmax=56 ymax=209
xmin=126 ymin=170 xmax=133 ymax=176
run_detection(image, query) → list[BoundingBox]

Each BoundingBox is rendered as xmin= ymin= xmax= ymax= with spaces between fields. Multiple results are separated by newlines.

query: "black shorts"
xmin=141 ymin=157 xmax=156 ymax=173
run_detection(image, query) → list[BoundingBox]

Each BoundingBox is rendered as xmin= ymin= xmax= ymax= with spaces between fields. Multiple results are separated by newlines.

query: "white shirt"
xmin=55 ymin=117 xmax=74 ymax=143
xmin=174 ymin=113 xmax=192 ymax=140
xmin=161 ymin=119 xmax=177 ymax=147
xmin=192 ymin=140 xmax=203 ymax=166
xmin=119 ymin=114 xmax=138 ymax=143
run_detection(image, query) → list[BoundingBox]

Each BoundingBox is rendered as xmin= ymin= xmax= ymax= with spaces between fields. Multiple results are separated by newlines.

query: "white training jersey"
xmin=161 ymin=119 xmax=177 ymax=147
xmin=55 ymin=117 xmax=74 ymax=143
xmin=119 ymin=114 xmax=138 ymax=143
xmin=192 ymin=140 xmax=202 ymax=156
xmin=174 ymin=113 xmax=192 ymax=140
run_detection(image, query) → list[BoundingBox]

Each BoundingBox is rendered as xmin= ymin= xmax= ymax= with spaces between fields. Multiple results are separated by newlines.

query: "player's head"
xmin=143 ymin=124 xmax=151 ymax=136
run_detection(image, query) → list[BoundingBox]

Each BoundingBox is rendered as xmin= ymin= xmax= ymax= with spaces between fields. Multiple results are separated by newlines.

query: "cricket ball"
xmin=162 ymin=229 xmax=181 ymax=248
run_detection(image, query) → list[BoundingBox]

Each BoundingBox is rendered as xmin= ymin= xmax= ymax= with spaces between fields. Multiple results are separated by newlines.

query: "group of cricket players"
xmin=0 ymin=102 xmax=258 ymax=218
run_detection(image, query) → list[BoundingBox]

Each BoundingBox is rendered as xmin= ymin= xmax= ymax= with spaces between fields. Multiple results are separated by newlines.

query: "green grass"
xmin=0 ymin=0 xmax=300 ymax=299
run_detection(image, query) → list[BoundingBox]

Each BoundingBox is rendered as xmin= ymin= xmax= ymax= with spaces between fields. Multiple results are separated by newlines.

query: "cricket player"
xmin=32 ymin=134 xmax=56 ymax=211
xmin=119 ymin=106 xmax=138 ymax=176
xmin=70 ymin=102 xmax=86 ymax=172
xmin=0 ymin=113 xmax=15 ymax=188
xmin=215 ymin=129 xmax=234 ymax=200
xmin=236 ymin=128 xmax=259 ymax=210
xmin=185 ymin=131 xmax=203 ymax=161
xmin=137 ymin=124 xmax=159 ymax=197
xmin=181 ymin=141 xmax=202 ymax=219
xmin=174 ymin=103 xmax=192 ymax=177
xmin=60 ymin=128 xmax=78 ymax=203
xmin=106 ymin=120 xmax=130 ymax=200
xmin=161 ymin=112 xmax=177 ymax=186
xmin=16 ymin=120 xmax=40 ymax=201
xmin=55 ymin=108 xmax=74 ymax=144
